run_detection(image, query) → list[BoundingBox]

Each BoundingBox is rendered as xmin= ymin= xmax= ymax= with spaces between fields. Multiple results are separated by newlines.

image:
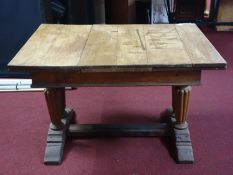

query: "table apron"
xmin=31 ymin=70 xmax=201 ymax=87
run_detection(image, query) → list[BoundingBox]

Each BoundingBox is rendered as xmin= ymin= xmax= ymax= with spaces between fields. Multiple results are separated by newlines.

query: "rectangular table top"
xmin=8 ymin=24 xmax=226 ymax=72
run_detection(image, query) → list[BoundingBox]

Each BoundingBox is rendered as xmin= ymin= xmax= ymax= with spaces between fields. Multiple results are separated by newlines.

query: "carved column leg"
xmin=173 ymin=86 xmax=191 ymax=125
xmin=45 ymin=88 xmax=65 ymax=130
xmin=171 ymin=86 xmax=194 ymax=163
xmin=44 ymin=88 xmax=74 ymax=165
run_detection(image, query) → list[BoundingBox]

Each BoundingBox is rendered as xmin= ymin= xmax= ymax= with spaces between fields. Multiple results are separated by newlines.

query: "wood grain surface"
xmin=8 ymin=24 xmax=226 ymax=72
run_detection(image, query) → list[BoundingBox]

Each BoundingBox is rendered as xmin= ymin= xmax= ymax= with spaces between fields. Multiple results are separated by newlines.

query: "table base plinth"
xmin=43 ymin=108 xmax=194 ymax=165
xmin=44 ymin=108 xmax=74 ymax=165
xmin=171 ymin=117 xmax=194 ymax=163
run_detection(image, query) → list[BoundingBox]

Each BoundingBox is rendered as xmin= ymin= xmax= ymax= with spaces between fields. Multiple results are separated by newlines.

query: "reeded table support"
xmin=43 ymin=86 xmax=194 ymax=165
xmin=44 ymin=88 xmax=66 ymax=130
xmin=171 ymin=86 xmax=194 ymax=163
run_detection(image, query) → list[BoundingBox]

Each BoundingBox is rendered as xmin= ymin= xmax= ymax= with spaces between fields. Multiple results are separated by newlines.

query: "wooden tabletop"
xmin=8 ymin=24 xmax=226 ymax=72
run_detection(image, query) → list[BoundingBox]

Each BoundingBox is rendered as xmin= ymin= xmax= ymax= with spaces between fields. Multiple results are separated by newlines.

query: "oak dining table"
xmin=8 ymin=23 xmax=226 ymax=165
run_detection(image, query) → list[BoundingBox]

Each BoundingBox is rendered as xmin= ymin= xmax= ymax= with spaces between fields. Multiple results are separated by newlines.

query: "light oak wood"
xmin=79 ymin=25 xmax=118 ymax=66
xmin=175 ymin=24 xmax=226 ymax=68
xmin=144 ymin=24 xmax=191 ymax=67
xmin=8 ymin=24 xmax=226 ymax=72
xmin=117 ymin=25 xmax=147 ymax=65
xmin=9 ymin=24 xmax=92 ymax=69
